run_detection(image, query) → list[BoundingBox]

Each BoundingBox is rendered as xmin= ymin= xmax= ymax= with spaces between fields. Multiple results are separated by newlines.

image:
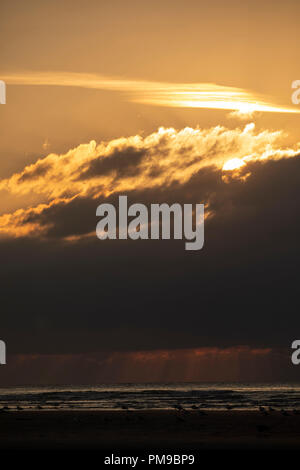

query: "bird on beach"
xmin=268 ymin=407 xmax=275 ymax=412
xmin=17 ymin=406 xmax=23 ymax=411
xmin=281 ymin=409 xmax=289 ymax=416
xmin=191 ymin=405 xmax=198 ymax=410
xmin=121 ymin=404 xmax=132 ymax=412
xmin=173 ymin=404 xmax=184 ymax=412
xmin=259 ymin=406 xmax=269 ymax=416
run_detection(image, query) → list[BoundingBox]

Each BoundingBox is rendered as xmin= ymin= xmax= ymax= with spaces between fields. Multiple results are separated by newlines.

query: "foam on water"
xmin=0 ymin=383 xmax=299 ymax=411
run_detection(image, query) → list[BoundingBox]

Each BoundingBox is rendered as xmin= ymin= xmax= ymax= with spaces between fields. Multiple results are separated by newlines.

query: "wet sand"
xmin=0 ymin=409 xmax=300 ymax=451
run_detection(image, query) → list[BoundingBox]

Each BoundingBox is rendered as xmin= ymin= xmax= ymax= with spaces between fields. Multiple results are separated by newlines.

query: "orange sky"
xmin=1 ymin=0 xmax=300 ymax=179
xmin=1 ymin=0 xmax=300 ymax=384
xmin=1 ymin=346 xmax=294 ymax=386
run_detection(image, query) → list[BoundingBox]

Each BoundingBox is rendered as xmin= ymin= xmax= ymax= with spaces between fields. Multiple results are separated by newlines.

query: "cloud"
xmin=0 ymin=123 xmax=299 ymax=238
xmin=2 ymin=150 xmax=300 ymax=356
xmin=3 ymin=71 xmax=300 ymax=115
xmin=2 ymin=124 xmax=300 ymax=361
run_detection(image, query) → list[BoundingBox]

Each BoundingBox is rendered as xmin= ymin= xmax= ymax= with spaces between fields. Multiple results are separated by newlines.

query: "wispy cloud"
xmin=3 ymin=71 xmax=300 ymax=116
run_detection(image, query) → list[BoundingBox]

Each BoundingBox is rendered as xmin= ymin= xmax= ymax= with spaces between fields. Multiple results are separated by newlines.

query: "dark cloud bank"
xmin=1 ymin=154 xmax=300 ymax=371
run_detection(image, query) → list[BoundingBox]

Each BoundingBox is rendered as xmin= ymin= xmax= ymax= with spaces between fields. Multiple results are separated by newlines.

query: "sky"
xmin=0 ymin=0 xmax=300 ymax=384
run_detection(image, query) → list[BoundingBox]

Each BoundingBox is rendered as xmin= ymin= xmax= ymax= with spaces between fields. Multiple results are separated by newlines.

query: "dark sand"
xmin=1 ymin=410 xmax=300 ymax=451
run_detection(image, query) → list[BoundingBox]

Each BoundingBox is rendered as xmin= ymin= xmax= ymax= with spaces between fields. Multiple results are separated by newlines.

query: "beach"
xmin=1 ymin=409 xmax=300 ymax=451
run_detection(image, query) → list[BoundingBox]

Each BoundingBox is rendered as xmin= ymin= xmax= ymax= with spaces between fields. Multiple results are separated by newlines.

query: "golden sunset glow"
xmin=2 ymin=0 xmax=300 ymax=396
xmin=0 ymin=123 xmax=299 ymax=239
xmin=223 ymin=158 xmax=246 ymax=171
xmin=3 ymin=72 xmax=300 ymax=116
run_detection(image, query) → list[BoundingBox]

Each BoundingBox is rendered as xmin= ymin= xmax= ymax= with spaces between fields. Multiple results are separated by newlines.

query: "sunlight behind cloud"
xmin=223 ymin=158 xmax=246 ymax=171
xmin=0 ymin=123 xmax=299 ymax=238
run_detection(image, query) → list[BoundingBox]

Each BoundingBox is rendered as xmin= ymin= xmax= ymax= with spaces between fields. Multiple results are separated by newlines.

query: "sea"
xmin=1 ymin=383 xmax=300 ymax=411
